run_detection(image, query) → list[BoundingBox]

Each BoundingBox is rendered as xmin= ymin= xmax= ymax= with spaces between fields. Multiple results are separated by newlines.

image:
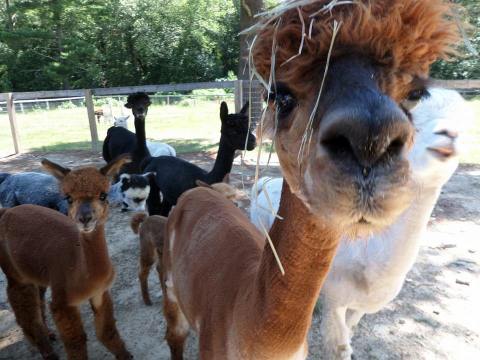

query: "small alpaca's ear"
xmin=101 ymin=154 xmax=131 ymax=178
xmin=195 ymin=180 xmax=212 ymax=189
xmin=120 ymin=173 xmax=130 ymax=184
xmin=240 ymin=101 xmax=249 ymax=115
xmin=222 ymin=173 xmax=230 ymax=184
xmin=142 ymin=172 xmax=156 ymax=182
xmin=41 ymin=159 xmax=71 ymax=180
xmin=220 ymin=102 xmax=229 ymax=122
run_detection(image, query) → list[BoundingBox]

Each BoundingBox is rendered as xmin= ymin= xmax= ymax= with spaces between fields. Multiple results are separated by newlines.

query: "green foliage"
xmin=1 ymin=0 xmax=476 ymax=91
xmin=430 ymin=0 xmax=480 ymax=79
xmin=57 ymin=100 xmax=79 ymax=109
xmin=0 ymin=0 xmax=241 ymax=91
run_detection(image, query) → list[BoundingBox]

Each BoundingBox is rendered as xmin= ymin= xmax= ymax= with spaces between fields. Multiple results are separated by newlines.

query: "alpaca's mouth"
xmin=358 ymin=217 xmax=370 ymax=224
xmin=77 ymin=222 xmax=96 ymax=233
xmin=427 ymin=146 xmax=456 ymax=160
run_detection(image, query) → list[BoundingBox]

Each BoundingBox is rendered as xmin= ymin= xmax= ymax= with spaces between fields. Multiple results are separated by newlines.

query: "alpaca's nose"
xmin=79 ymin=213 xmax=93 ymax=225
xmin=78 ymin=203 xmax=93 ymax=224
xmin=320 ymin=98 xmax=413 ymax=169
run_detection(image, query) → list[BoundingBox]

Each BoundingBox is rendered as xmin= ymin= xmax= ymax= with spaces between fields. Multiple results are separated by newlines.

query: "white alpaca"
xmin=112 ymin=115 xmax=177 ymax=157
xmin=250 ymin=88 xmax=471 ymax=359
xmin=114 ymin=115 xmax=130 ymax=128
xmin=146 ymin=140 xmax=177 ymax=157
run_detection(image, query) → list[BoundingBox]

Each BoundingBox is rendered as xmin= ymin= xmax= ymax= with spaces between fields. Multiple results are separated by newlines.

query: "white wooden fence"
xmin=0 ymin=80 xmax=262 ymax=154
xmin=0 ymin=79 xmax=478 ymax=154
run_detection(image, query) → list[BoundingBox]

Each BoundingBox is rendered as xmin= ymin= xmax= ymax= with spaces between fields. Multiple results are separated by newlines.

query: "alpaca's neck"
xmin=241 ymin=183 xmax=340 ymax=356
xmin=133 ymin=116 xmax=150 ymax=164
xmin=80 ymin=225 xmax=112 ymax=274
xmin=373 ymin=185 xmax=442 ymax=277
xmin=205 ymin=136 xmax=236 ymax=183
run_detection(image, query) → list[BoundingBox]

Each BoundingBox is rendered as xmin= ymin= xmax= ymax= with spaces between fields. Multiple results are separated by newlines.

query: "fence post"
xmin=85 ymin=89 xmax=99 ymax=152
xmin=6 ymin=93 xmax=21 ymax=154
xmin=234 ymin=80 xmax=244 ymax=113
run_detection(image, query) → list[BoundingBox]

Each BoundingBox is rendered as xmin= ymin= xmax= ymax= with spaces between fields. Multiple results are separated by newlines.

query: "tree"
xmin=0 ymin=0 xmax=243 ymax=91
xmin=430 ymin=0 xmax=479 ymax=79
xmin=238 ymin=0 xmax=264 ymax=79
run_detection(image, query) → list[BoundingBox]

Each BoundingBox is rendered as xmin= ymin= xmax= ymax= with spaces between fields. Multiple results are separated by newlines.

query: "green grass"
xmin=1 ymin=97 xmax=479 ymax=164
xmin=0 ymin=99 xmax=234 ymax=156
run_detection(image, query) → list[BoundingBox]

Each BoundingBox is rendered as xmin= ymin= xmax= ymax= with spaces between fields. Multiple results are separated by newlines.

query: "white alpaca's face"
xmin=114 ymin=115 xmax=130 ymax=128
xmin=409 ymin=88 xmax=469 ymax=186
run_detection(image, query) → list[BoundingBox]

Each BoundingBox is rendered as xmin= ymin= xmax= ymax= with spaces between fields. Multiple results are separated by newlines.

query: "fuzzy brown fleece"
xmin=253 ymin=0 xmax=459 ymax=101
xmin=130 ymin=213 xmax=167 ymax=306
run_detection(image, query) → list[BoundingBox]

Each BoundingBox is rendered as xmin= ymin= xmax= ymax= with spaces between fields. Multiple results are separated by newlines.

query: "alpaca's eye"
xmin=65 ymin=195 xmax=73 ymax=204
xmin=402 ymin=88 xmax=430 ymax=111
xmin=408 ymin=88 xmax=429 ymax=101
xmin=275 ymin=93 xmax=296 ymax=116
xmin=99 ymin=193 xmax=108 ymax=201
xmin=268 ymin=84 xmax=297 ymax=117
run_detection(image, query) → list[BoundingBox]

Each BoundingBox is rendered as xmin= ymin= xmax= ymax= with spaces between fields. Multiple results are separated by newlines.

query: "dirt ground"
xmin=0 ymin=150 xmax=479 ymax=360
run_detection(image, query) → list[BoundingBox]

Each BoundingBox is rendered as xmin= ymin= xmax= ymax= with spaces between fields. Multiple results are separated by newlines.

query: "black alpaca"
xmin=102 ymin=127 xmax=136 ymax=162
xmin=102 ymin=92 xmax=151 ymax=174
xmin=144 ymin=102 xmax=255 ymax=216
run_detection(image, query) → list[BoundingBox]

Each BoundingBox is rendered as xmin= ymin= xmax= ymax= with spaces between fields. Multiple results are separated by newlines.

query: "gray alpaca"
xmin=0 ymin=172 xmax=68 ymax=214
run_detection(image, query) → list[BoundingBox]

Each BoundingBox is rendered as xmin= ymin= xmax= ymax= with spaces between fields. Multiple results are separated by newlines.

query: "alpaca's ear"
xmin=195 ymin=180 xmax=212 ymax=189
xmin=42 ymin=159 xmax=71 ymax=180
xmin=222 ymin=173 xmax=230 ymax=184
xmin=220 ymin=102 xmax=229 ymax=122
xmin=124 ymin=102 xmax=133 ymax=109
xmin=142 ymin=172 xmax=156 ymax=182
xmin=240 ymin=101 xmax=249 ymax=115
xmin=101 ymin=154 xmax=131 ymax=178
xmin=120 ymin=173 xmax=130 ymax=184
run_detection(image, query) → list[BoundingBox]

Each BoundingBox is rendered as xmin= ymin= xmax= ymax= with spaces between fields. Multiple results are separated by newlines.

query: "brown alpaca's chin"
xmin=76 ymin=222 xmax=97 ymax=233
xmin=300 ymin=156 xmax=414 ymax=237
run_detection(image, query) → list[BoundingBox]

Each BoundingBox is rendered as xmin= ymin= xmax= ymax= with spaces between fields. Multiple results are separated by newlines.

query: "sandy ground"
xmin=0 ymin=150 xmax=479 ymax=360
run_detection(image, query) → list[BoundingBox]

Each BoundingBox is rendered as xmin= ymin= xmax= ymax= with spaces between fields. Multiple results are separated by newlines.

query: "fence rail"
xmin=1 ymin=79 xmax=478 ymax=155
xmin=431 ymin=79 xmax=480 ymax=91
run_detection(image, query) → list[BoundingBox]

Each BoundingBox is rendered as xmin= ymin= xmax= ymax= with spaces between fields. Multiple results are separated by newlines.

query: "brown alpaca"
xmin=131 ymin=212 xmax=167 ymax=306
xmin=131 ymin=176 xmax=244 ymax=306
xmin=195 ymin=174 xmax=246 ymax=206
xmin=0 ymin=156 xmax=132 ymax=360
xmin=161 ymin=1 xmax=459 ymax=359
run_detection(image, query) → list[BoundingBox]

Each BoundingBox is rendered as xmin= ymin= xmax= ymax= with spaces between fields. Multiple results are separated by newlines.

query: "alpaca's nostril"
xmin=321 ymin=109 xmax=412 ymax=167
xmin=434 ymin=129 xmax=458 ymax=139
xmin=385 ymin=137 xmax=405 ymax=158
xmin=79 ymin=214 xmax=93 ymax=224
xmin=322 ymin=135 xmax=354 ymax=159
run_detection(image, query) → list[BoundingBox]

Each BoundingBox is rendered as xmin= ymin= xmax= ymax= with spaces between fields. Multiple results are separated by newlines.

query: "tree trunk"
xmin=238 ymin=0 xmax=264 ymax=80
xmin=51 ymin=0 xmax=70 ymax=89
xmin=125 ymin=24 xmax=146 ymax=80
xmin=5 ymin=0 xmax=13 ymax=30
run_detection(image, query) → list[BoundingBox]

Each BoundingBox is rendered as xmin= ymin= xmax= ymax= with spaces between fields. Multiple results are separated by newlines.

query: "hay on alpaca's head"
xmin=252 ymin=0 xmax=460 ymax=101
